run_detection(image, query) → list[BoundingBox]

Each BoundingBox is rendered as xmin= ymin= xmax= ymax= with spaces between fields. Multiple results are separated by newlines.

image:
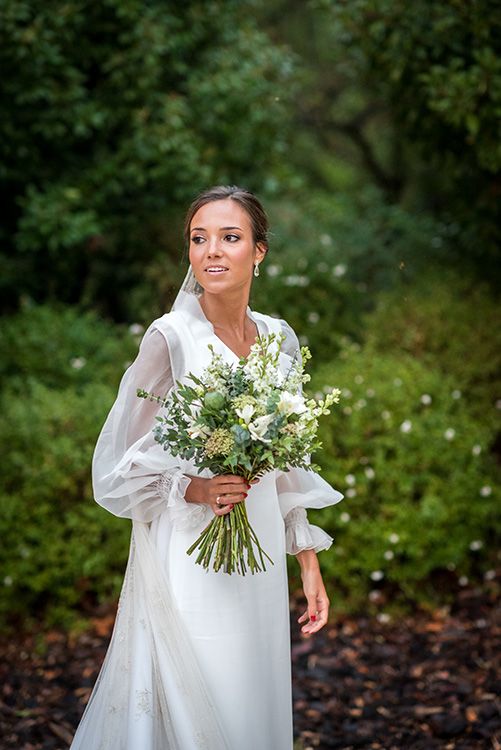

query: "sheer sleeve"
xmin=276 ymin=318 xmax=344 ymax=555
xmin=91 ymin=317 xmax=209 ymax=528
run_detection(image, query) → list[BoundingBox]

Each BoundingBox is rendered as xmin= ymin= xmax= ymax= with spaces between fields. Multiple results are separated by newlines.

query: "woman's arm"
xmin=295 ymin=548 xmax=330 ymax=637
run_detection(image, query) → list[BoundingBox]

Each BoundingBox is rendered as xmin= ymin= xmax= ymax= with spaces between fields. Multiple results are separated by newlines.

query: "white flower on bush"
xmin=384 ymin=550 xmax=394 ymax=560
xmin=388 ymin=533 xmax=400 ymax=544
xmin=340 ymin=512 xmax=350 ymax=523
xmin=128 ymin=323 xmax=144 ymax=336
xmin=370 ymin=570 xmax=384 ymax=581
xmin=484 ymin=569 xmax=496 ymax=581
xmin=420 ymin=393 xmax=432 ymax=405
xmin=444 ymin=428 xmax=456 ymax=440
xmin=480 ymin=485 xmax=492 ymax=497
xmin=469 ymin=540 xmax=483 ymax=551
xmin=345 ymin=473 xmax=356 ymax=485
xmin=333 ymin=263 xmax=346 ymax=277
xmin=381 ymin=410 xmax=391 ymax=420
xmin=70 ymin=357 xmax=86 ymax=369
xmin=393 ymin=377 xmax=402 ymax=386
xmin=451 ymin=389 xmax=462 ymax=399
xmin=458 ymin=575 xmax=468 ymax=586
xmin=266 ymin=264 xmax=281 ymax=277
xmin=307 ymin=311 xmax=320 ymax=324
xmin=377 ymin=613 xmax=391 ymax=624
xmin=346 ymin=488 xmax=357 ymax=498
xmin=365 ymin=467 xmax=375 ymax=480
xmin=354 ymin=374 xmax=364 ymax=384
xmin=400 ymin=419 xmax=412 ymax=433
xmin=472 ymin=444 xmax=482 ymax=455
xmin=248 ymin=414 xmax=275 ymax=443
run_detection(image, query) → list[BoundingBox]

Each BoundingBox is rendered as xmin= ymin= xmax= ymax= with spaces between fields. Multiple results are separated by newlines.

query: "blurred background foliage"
xmin=0 ymin=0 xmax=499 ymax=630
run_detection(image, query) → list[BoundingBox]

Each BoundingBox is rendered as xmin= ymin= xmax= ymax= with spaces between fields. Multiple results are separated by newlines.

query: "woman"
xmin=70 ymin=185 xmax=344 ymax=750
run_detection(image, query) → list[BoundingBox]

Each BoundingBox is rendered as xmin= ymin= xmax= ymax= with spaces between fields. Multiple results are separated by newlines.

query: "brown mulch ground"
xmin=0 ymin=583 xmax=499 ymax=750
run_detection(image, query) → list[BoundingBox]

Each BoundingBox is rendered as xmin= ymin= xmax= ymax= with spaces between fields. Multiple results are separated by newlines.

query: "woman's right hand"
xmin=185 ymin=474 xmax=259 ymax=516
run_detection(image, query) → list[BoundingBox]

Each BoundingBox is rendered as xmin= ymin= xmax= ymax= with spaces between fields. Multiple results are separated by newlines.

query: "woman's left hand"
xmin=296 ymin=554 xmax=330 ymax=637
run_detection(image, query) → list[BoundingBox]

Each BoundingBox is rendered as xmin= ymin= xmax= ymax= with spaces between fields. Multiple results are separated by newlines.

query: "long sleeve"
xmin=91 ymin=318 xmax=208 ymax=527
xmin=276 ymin=318 xmax=344 ymax=555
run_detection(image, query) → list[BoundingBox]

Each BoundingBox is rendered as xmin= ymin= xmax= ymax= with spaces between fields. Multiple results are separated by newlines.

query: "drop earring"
xmin=253 ymin=262 xmax=260 ymax=277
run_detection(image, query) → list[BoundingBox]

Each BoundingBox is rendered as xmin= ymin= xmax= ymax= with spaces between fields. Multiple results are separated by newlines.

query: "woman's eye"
xmin=191 ymin=235 xmax=205 ymax=244
xmin=225 ymin=234 xmax=240 ymax=242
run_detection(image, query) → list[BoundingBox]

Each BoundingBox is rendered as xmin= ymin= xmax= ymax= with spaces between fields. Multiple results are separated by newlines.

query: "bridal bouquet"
xmin=137 ymin=331 xmax=340 ymax=575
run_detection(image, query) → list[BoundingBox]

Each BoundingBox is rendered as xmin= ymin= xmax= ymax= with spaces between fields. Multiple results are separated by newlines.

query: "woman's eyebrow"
xmin=191 ymin=226 xmax=242 ymax=232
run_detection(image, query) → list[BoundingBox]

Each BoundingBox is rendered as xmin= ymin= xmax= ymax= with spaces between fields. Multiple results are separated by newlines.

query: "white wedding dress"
xmin=70 ymin=288 xmax=344 ymax=750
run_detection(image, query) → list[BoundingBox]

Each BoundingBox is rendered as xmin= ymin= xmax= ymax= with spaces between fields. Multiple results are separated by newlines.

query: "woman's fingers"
xmin=298 ymin=593 xmax=330 ymax=636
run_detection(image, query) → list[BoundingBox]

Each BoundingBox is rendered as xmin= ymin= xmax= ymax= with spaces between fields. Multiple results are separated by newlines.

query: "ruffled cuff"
xmin=283 ymin=506 xmax=334 ymax=555
xmin=156 ymin=468 xmax=209 ymax=531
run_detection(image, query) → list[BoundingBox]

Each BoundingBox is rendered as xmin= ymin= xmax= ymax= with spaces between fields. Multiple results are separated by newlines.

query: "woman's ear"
xmin=255 ymin=242 xmax=268 ymax=262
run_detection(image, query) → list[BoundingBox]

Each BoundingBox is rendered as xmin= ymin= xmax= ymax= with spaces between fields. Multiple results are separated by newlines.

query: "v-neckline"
xmin=194 ymin=295 xmax=265 ymax=362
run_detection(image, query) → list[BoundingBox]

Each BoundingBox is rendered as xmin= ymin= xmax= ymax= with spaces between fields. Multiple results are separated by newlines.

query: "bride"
xmin=70 ymin=185 xmax=344 ymax=749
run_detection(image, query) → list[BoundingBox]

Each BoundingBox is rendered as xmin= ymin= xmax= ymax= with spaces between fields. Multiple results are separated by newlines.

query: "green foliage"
xmin=316 ymin=0 xmax=501 ymax=270
xmin=0 ymin=304 xmax=136 ymax=630
xmin=0 ymin=0 xmax=297 ymax=315
xmin=287 ymin=272 xmax=500 ymax=614
xmin=252 ymin=186 xmax=452 ymax=359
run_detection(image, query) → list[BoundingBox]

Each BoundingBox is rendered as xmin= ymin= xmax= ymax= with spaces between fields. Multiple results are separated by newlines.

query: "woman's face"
xmin=188 ymin=198 xmax=266 ymax=294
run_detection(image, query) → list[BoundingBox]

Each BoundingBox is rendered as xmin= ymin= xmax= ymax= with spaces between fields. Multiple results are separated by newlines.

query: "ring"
xmin=216 ymin=495 xmax=223 ymax=507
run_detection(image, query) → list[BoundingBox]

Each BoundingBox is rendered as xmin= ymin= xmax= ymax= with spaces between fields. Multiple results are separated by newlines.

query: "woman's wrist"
xmin=296 ymin=548 xmax=320 ymax=574
xmin=183 ymin=475 xmax=205 ymax=504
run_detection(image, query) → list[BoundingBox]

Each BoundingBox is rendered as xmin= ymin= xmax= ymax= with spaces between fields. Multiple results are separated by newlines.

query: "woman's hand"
xmin=296 ymin=550 xmax=330 ymax=637
xmin=184 ymin=474 xmax=260 ymax=516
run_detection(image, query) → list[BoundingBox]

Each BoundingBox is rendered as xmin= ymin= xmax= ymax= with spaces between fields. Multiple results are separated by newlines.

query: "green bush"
xmin=0 ymin=304 xmax=136 ymax=630
xmin=291 ymin=273 xmax=500 ymax=616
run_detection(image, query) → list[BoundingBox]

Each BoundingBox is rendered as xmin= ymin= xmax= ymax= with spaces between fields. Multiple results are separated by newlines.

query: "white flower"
xmin=472 ymin=444 xmax=482 ymax=455
xmin=393 ymin=377 xmax=402 ymax=386
xmin=277 ymin=392 xmax=307 ymax=417
xmin=128 ymin=323 xmax=144 ymax=336
xmin=446 ymin=562 xmax=456 ymax=571
xmin=365 ymin=467 xmax=375 ymax=480
xmin=458 ymin=575 xmax=468 ymax=586
xmin=400 ymin=420 xmax=412 ymax=433
xmin=444 ymin=428 xmax=456 ymax=440
xmin=354 ymin=399 xmax=367 ymax=409
xmin=420 ymin=393 xmax=432 ymax=405
xmin=266 ymin=264 xmax=281 ymax=277
xmin=480 ymin=485 xmax=492 ymax=496
xmin=369 ymin=590 xmax=382 ymax=602
xmin=469 ymin=540 xmax=483 ymax=551
xmin=366 ymin=388 xmax=375 ymax=397
xmin=333 ymin=263 xmax=346 ymax=277
xmin=496 ymin=399 xmax=501 ymax=410
xmin=370 ymin=570 xmax=384 ymax=581
xmin=377 ymin=613 xmax=391 ymax=624
xmin=307 ymin=311 xmax=320 ymax=324
xmin=451 ymin=389 xmax=462 ymax=399
xmin=317 ymin=262 xmax=329 ymax=272
xmin=342 ymin=388 xmax=352 ymax=398
xmin=187 ymin=424 xmax=211 ymax=439
xmin=4 ymin=576 xmax=13 ymax=586
xmin=354 ymin=374 xmax=364 ymax=384
xmin=340 ymin=512 xmax=350 ymax=523
xmin=70 ymin=357 xmax=86 ymax=369
xmin=235 ymin=404 xmax=255 ymax=423
xmin=384 ymin=550 xmax=394 ymax=560
xmin=389 ymin=533 xmax=400 ymax=544
xmin=248 ymin=413 xmax=274 ymax=443
xmin=345 ymin=474 xmax=356 ymax=485
xmin=484 ymin=569 xmax=496 ymax=581
xmin=381 ymin=410 xmax=391 ymax=420
xmin=346 ymin=488 xmax=357 ymax=498
xmin=320 ymin=233 xmax=332 ymax=246
xmin=342 ymin=406 xmax=352 ymax=415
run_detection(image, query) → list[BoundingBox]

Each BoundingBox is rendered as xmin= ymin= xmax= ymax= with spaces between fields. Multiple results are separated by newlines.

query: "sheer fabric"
xmin=70 ymin=266 xmax=344 ymax=749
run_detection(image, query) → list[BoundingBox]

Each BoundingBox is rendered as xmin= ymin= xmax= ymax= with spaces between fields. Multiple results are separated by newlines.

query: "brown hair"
xmin=183 ymin=185 xmax=269 ymax=253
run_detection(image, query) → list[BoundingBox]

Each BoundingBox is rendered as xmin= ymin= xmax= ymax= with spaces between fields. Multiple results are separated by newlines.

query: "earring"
xmin=254 ymin=262 xmax=260 ymax=277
